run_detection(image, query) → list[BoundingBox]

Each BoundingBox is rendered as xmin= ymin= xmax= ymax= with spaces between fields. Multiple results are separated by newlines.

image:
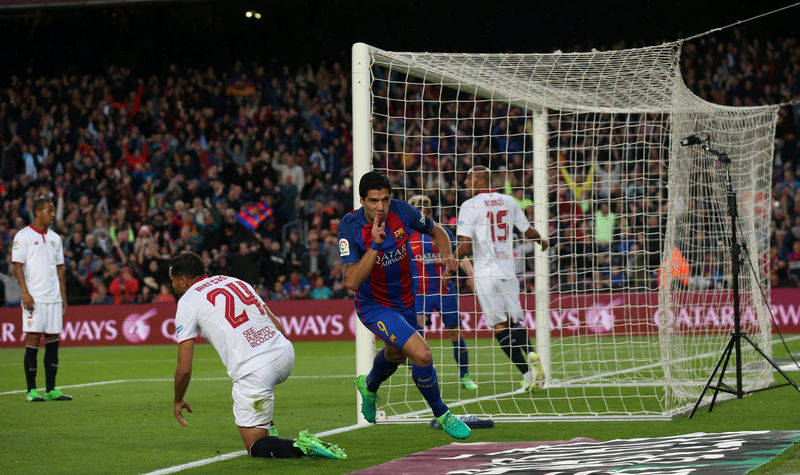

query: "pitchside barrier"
xmin=1 ymin=289 xmax=799 ymax=348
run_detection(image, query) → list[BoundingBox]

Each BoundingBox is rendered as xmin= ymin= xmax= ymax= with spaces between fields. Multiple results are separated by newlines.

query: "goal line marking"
xmin=142 ymin=423 xmax=367 ymax=475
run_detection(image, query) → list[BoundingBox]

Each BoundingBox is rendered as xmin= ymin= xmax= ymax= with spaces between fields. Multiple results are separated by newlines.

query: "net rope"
xmin=358 ymin=41 xmax=778 ymax=420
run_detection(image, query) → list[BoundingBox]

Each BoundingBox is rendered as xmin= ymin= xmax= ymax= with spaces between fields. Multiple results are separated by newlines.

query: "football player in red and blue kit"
xmin=338 ymin=171 xmax=471 ymax=439
xmin=408 ymin=194 xmax=477 ymax=391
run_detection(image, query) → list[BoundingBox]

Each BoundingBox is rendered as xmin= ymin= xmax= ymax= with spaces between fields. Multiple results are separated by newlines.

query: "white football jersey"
xmin=457 ymin=191 xmax=531 ymax=279
xmin=11 ymin=225 xmax=65 ymax=302
xmin=175 ymin=275 xmax=292 ymax=381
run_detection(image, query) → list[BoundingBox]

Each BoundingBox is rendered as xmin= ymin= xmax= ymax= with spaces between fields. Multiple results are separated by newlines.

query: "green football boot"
xmin=293 ymin=430 xmax=347 ymax=459
xmin=26 ymin=389 xmax=45 ymax=402
xmin=355 ymin=375 xmax=379 ymax=423
xmin=44 ymin=388 xmax=73 ymax=401
xmin=460 ymin=374 xmax=478 ymax=390
xmin=435 ymin=410 xmax=472 ymax=440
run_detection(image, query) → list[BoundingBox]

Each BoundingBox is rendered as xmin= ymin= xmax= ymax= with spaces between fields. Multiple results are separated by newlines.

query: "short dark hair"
xmin=169 ymin=251 xmax=206 ymax=280
xmin=358 ymin=171 xmax=392 ymax=198
xmin=32 ymin=198 xmax=53 ymax=217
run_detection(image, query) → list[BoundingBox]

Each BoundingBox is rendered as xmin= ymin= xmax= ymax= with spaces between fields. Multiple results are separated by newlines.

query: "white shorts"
xmin=231 ymin=344 xmax=295 ymax=428
xmin=22 ymin=301 xmax=63 ymax=334
xmin=474 ymin=276 xmax=524 ymax=327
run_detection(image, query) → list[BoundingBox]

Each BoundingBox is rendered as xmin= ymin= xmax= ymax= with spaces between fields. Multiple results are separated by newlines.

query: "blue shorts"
xmin=414 ymin=293 xmax=460 ymax=328
xmin=358 ymin=305 xmax=420 ymax=350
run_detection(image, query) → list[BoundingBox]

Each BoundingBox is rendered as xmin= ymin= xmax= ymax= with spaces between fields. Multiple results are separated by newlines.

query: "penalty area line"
xmin=0 ymin=374 xmax=353 ymax=396
xmin=142 ymin=423 xmax=367 ymax=475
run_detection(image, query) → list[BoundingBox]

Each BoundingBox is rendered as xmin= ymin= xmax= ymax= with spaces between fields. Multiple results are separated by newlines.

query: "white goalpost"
xmin=351 ymin=41 xmax=779 ymax=421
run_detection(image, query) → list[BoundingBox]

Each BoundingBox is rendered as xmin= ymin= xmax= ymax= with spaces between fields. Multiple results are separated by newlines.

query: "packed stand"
xmin=682 ymin=32 xmax=800 ymax=286
xmin=0 ymin=61 xmax=354 ymax=305
xmin=1 ymin=31 xmax=799 ymax=307
xmin=372 ymin=30 xmax=800 ymax=292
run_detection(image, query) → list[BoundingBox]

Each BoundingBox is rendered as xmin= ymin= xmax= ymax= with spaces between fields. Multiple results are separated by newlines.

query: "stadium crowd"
xmin=0 ymin=30 xmax=798 ymax=305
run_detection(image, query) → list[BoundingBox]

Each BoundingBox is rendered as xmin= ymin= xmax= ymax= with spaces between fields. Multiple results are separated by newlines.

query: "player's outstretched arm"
xmin=174 ymin=339 xmax=195 ymax=426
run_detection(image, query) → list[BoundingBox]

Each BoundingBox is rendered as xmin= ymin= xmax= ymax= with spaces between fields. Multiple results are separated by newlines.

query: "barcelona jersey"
xmin=409 ymin=226 xmax=457 ymax=296
xmin=338 ymin=199 xmax=433 ymax=312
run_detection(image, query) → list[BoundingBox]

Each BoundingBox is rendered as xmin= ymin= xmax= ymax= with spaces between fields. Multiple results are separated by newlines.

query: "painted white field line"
xmin=554 ymin=334 xmax=800 ymax=386
xmin=142 ymin=423 xmax=367 ymax=475
xmin=0 ymin=374 xmax=352 ymax=396
xmin=390 ymin=335 xmax=800 ymax=419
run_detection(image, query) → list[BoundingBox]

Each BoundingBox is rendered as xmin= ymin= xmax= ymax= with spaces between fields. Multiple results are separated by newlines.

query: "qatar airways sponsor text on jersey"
xmin=338 ymin=199 xmax=433 ymax=311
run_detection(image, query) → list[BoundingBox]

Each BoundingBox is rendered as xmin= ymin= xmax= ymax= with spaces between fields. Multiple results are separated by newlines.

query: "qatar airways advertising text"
xmin=0 ymin=289 xmax=799 ymax=347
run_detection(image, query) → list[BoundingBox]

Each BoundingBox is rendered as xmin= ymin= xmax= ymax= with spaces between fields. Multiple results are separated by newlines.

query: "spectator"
xmin=270 ymin=281 xmax=289 ymax=301
xmin=229 ymin=241 xmax=262 ymax=286
xmin=1 ymin=31 xmax=798 ymax=302
xmin=285 ymin=270 xmax=311 ymax=299
xmin=594 ymin=202 xmax=616 ymax=252
xmin=301 ymin=238 xmax=329 ymax=281
xmin=320 ymin=234 xmax=341 ymax=273
xmin=0 ymin=265 xmax=22 ymax=306
xmin=310 ymin=276 xmax=333 ymax=300
xmin=284 ymin=230 xmax=306 ymax=272
xmin=787 ymin=241 xmax=800 ymax=281
xmin=262 ymin=241 xmax=289 ymax=289
xmin=109 ymin=266 xmax=140 ymax=304
xmin=90 ymin=283 xmax=114 ymax=305
xmin=274 ymin=153 xmax=305 ymax=194
xmin=155 ymin=283 xmax=177 ymax=303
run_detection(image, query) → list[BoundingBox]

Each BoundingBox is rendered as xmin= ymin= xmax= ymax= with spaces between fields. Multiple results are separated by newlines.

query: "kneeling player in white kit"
xmin=169 ymin=251 xmax=346 ymax=459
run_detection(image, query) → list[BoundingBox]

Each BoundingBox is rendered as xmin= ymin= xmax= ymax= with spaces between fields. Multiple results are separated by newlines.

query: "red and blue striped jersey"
xmin=338 ymin=199 xmax=433 ymax=311
xmin=409 ymin=226 xmax=457 ymax=296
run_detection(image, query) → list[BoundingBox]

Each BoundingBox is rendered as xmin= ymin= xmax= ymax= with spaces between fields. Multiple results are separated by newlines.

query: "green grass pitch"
xmin=0 ymin=339 xmax=798 ymax=474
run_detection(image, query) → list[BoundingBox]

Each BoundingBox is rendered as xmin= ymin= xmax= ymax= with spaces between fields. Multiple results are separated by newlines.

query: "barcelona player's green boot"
xmin=355 ymin=375 xmax=379 ymax=423
xmin=460 ymin=375 xmax=478 ymax=390
xmin=435 ymin=410 xmax=472 ymax=440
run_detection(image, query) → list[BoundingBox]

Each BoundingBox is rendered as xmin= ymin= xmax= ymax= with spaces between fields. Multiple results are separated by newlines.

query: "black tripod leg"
xmin=689 ymin=335 xmax=735 ymax=419
xmin=741 ymin=334 xmax=800 ymax=392
xmin=708 ymin=336 xmax=736 ymax=412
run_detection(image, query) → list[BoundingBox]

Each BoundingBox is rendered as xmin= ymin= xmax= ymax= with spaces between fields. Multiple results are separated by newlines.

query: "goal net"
xmin=351 ymin=41 xmax=779 ymax=421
